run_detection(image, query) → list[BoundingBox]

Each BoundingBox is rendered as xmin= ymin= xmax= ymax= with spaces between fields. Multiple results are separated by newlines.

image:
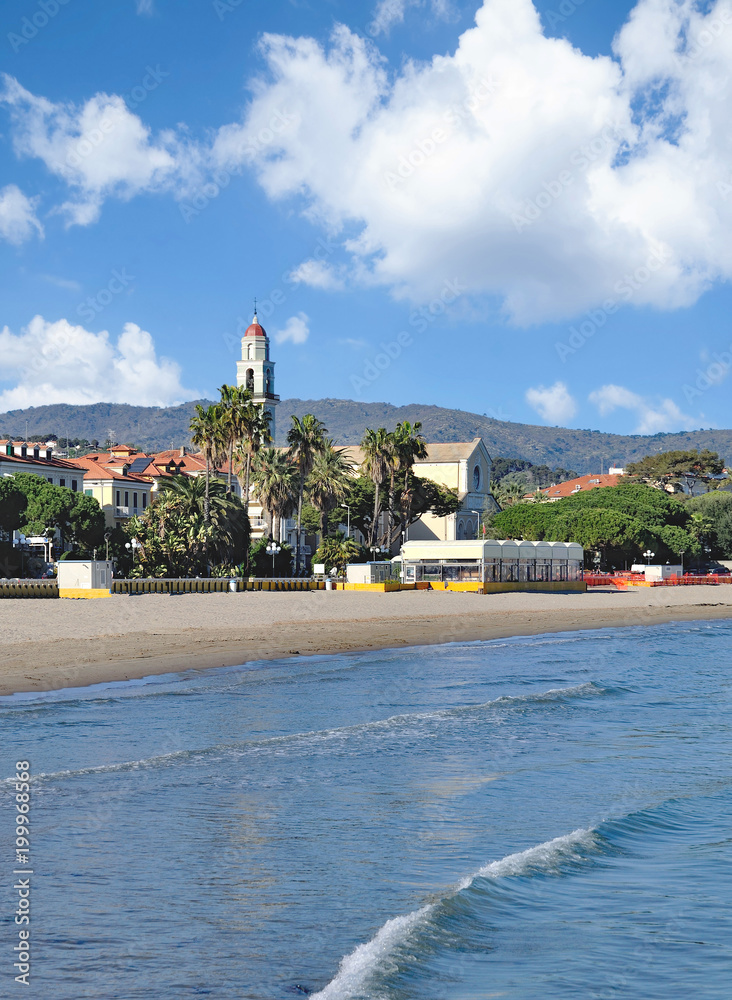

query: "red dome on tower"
xmin=244 ymin=310 xmax=266 ymax=337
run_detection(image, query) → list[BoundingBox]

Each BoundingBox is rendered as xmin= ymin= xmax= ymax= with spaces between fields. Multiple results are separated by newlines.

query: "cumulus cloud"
xmin=210 ymin=0 xmax=732 ymax=323
xmin=0 ymin=74 xmax=191 ymax=226
xmin=274 ymin=312 xmax=310 ymax=345
xmin=526 ymin=381 xmax=577 ymax=424
xmin=588 ymin=383 xmax=698 ymax=434
xmin=7 ymin=1 xmax=732 ymax=324
xmin=0 ymin=316 xmax=198 ymax=410
xmin=0 ymin=184 xmax=43 ymax=244
xmin=288 ymin=259 xmax=345 ymax=290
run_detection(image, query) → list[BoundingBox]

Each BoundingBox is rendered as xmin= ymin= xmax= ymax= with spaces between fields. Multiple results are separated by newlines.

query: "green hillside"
xmin=1 ymin=398 xmax=730 ymax=473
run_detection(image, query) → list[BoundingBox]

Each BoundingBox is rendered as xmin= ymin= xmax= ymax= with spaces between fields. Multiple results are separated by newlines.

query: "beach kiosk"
xmin=400 ymin=539 xmax=585 ymax=592
xmin=57 ymin=560 xmax=114 ymax=599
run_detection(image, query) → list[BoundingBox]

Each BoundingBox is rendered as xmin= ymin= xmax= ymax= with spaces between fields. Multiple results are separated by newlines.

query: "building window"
xmin=142 ymin=494 xmax=147 ymax=510
xmin=473 ymin=465 xmax=481 ymax=491
xmin=133 ymin=492 xmax=138 ymax=509
xmin=125 ymin=491 xmax=129 ymax=506
xmin=60 ymin=478 xmax=65 ymax=488
xmin=116 ymin=490 xmax=120 ymax=506
xmin=47 ymin=477 xmax=53 ymax=484
xmin=457 ymin=519 xmax=465 ymax=539
xmin=84 ymin=489 xmax=93 ymax=497
xmin=265 ymin=369 xmax=272 ymax=395
xmin=71 ymin=480 xmax=77 ymax=492
xmin=246 ymin=368 xmax=254 ymax=392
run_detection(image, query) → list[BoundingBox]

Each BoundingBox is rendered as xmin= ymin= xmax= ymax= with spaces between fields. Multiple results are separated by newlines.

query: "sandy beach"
xmin=1 ymin=585 xmax=731 ymax=696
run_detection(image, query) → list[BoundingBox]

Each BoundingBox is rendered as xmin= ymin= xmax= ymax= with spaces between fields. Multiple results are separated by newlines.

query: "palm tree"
xmin=134 ymin=476 xmax=248 ymax=576
xmin=189 ymin=403 xmax=224 ymax=525
xmin=287 ymin=414 xmax=327 ymax=572
xmin=251 ymin=448 xmax=299 ymax=541
xmin=391 ymin=421 xmax=428 ymax=540
xmin=234 ymin=403 xmax=272 ymax=509
xmin=361 ymin=427 xmax=395 ymax=548
xmin=217 ymin=384 xmax=254 ymax=494
xmin=307 ymin=441 xmax=353 ymax=540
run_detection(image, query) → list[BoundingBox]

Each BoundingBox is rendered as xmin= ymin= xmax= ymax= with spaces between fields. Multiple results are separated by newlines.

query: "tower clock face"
xmin=473 ymin=465 xmax=481 ymax=491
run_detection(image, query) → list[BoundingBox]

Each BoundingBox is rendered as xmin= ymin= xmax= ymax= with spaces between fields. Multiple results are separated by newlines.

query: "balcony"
xmin=114 ymin=506 xmax=140 ymax=518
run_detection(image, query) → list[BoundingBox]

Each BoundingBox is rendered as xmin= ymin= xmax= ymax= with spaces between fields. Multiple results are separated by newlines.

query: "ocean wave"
xmin=310 ymin=828 xmax=597 ymax=999
xmin=0 ymin=682 xmax=606 ymax=786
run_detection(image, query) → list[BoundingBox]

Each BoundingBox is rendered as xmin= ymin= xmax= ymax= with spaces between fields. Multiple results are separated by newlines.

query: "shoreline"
xmin=2 ymin=587 xmax=732 ymax=697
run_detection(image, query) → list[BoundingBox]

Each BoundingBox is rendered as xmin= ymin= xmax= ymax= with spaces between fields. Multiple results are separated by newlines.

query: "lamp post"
xmin=266 ymin=541 xmax=281 ymax=576
xmin=679 ymin=549 xmax=685 ymax=576
xmin=125 ymin=537 xmax=141 ymax=567
xmin=469 ymin=510 xmax=482 ymax=540
xmin=370 ymin=544 xmax=387 ymax=560
xmin=343 ymin=504 xmax=352 ymax=539
xmin=104 ymin=527 xmax=113 ymax=561
xmin=643 ymin=549 xmax=655 ymax=566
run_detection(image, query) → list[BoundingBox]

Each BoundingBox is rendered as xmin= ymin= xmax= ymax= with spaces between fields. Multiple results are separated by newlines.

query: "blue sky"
xmin=1 ymin=0 xmax=731 ymax=437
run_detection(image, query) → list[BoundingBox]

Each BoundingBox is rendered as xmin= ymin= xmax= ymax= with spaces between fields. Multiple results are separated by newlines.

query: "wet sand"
xmin=2 ymin=586 xmax=732 ymax=696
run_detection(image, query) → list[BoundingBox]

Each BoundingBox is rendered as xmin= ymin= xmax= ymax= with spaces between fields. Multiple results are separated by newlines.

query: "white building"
xmin=236 ymin=309 xmax=279 ymax=439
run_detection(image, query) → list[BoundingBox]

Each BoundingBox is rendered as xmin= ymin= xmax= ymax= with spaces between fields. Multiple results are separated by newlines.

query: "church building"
xmin=236 ymin=310 xmax=279 ymax=438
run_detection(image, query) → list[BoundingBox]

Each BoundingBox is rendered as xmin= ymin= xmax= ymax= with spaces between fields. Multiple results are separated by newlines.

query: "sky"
xmin=1 ymin=0 xmax=731 ymax=437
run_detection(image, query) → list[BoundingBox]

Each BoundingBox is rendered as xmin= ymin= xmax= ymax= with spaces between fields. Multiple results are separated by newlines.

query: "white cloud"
xmin=8 ymin=1 xmax=732 ymax=325
xmin=136 ymin=0 xmax=154 ymax=14
xmin=369 ymin=0 xmax=453 ymax=36
xmin=288 ymin=259 xmax=345 ymax=290
xmin=0 ymin=74 xmax=189 ymax=226
xmin=0 ymin=316 xmax=198 ymax=410
xmin=588 ymin=384 xmax=698 ymax=434
xmin=211 ymin=0 xmax=732 ymax=323
xmin=339 ymin=337 xmax=368 ymax=349
xmin=526 ymin=381 xmax=577 ymax=424
xmin=0 ymin=184 xmax=43 ymax=244
xmin=274 ymin=312 xmax=310 ymax=346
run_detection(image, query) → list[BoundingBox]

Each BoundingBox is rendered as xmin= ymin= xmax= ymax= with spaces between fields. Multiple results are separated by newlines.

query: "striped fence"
xmin=112 ymin=578 xmax=325 ymax=595
xmin=0 ymin=580 xmax=59 ymax=598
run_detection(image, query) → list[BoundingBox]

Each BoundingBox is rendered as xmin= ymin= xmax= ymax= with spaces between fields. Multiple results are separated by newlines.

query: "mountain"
xmin=1 ymin=399 xmax=730 ymax=473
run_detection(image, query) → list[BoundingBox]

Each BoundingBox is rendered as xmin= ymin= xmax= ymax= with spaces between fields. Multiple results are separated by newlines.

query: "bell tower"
xmin=236 ymin=308 xmax=279 ymax=438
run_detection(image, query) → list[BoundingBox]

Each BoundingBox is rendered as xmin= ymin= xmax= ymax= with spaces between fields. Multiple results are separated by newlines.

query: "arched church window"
xmin=265 ymin=368 xmax=272 ymax=395
xmin=248 ymin=343 xmax=254 ymax=360
xmin=473 ymin=465 xmax=481 ymax=491
xmin=457 ymin=519 xmax=465 ymax=540
xmin=246 ymin=368 xmax=254 ymax=392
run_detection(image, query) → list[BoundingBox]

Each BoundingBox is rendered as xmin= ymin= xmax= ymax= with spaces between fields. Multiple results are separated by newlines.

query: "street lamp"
xmin=469 ymin=510 xmax=482 ymax=540
xmin=125 ymin=537 xmax=141 ymax=566
xmin=643 ymin=549 xmax=655 ymax=566
xmin=370 ymin=544 xmax=387 ymax=560
xmin=679 ymin=549 xmax=685 ymax=576
xmin=266 ymin=541 xmax=281 ymax=576
xmin=104 ymin=527 xmax=113 ymax=561
xmin=343 ymin=503 xmax=352 ymax=539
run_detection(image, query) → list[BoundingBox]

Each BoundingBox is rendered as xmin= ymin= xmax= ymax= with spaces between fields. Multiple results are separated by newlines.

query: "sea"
xmin=2 ymin=619 xmax=731 ymax=999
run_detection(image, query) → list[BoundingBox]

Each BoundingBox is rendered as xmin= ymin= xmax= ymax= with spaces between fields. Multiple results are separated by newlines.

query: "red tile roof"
xmin=537 ymin=474 xmax=623 ymax=500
